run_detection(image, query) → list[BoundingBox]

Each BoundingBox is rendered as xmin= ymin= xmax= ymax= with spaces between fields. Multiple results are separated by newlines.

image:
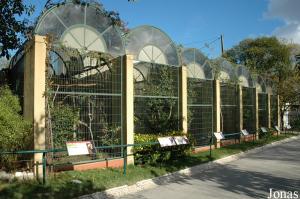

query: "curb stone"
xmin=78 ymin=135 xmax=300 ymax=199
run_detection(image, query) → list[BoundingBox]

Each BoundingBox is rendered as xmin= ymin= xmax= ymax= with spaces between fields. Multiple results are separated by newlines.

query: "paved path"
xmin=119 ymin=138 xmax=300 ymax=199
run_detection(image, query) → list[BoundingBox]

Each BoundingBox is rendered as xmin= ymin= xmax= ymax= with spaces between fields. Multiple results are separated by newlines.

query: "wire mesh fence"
xmin=46 ymin=50 xmax=123 ymax=166
xmin=187 ymin=79 xmax=213 ymax=146
xmin=242 ymin=87 xmax=256 ymax=133
xmin=133 ymin=62 xmax=179 ymax=133
xmin=271 ymin=95 xmax=278 ymax=127
xmin=220 ymin=83 xmax=239 ymax=137
xmin=258 ymin=93 xmax=268 ymax=127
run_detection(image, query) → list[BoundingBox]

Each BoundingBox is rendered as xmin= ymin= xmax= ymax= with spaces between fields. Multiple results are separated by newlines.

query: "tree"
xmin=223 ymin=37 xmax=291 ymax=78
xmin=0 ymin=0 xmax=34 ymax=59
xmin=223 ymin=37 xmax=300 ymax=128
xmin=0 ymin=85 xmax=32 ymax=170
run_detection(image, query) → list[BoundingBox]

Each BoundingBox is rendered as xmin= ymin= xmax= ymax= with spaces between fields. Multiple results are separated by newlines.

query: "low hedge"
xmin=133 ymin=131 xmax=193 ymax=165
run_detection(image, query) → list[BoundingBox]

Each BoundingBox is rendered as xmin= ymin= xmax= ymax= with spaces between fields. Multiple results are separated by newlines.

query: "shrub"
xmin=50 ymin=105 xmax=79 ymax=148
xmin=133 ymin=131 xmax=192 ymax=165
xmin=0 ymin=86 xmax=32 ymax=170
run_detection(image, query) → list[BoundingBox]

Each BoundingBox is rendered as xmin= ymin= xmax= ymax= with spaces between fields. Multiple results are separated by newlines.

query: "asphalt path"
xmin=119 ymin=137 xmax=300 ymax=199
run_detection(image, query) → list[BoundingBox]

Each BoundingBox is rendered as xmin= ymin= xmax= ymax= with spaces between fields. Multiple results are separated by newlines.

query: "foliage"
xmin=0 ymin=0 xmax=34 ymax=59
xmin=223 ymin=37 xmax=291 ymax=76
xmin=133 ymin=131 xmax=192 ymax=165
xmin=98 ymin=125 xmax=121 ymax=146
xmin=50 ymin=105 xmax=79 ymax=148
xmin=223 ymin=37 xmax=300 ymax=128
xmin=135 ymin=64 xmax=179 ymax=133
xmin=0 ymin=85 xmax=32 ymax=170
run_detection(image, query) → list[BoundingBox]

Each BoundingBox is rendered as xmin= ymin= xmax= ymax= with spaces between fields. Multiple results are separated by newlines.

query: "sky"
xmin=24 ymin=0 xmax=300 ymax=58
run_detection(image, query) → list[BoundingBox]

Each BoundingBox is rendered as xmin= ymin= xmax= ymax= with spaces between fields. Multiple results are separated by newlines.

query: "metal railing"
xmin=0 ymin=142 xmax=161 ymax=185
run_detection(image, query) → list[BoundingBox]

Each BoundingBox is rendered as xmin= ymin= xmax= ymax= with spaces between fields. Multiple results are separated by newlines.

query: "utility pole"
xmin=220 ymin=34 xmax=224 ymax=56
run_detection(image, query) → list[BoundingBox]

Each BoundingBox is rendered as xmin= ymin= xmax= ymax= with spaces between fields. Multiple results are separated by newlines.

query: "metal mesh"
xmin=125 ymin=26 xmax=179 ymax=66
xmin=220 ymin=83 xmax=239 ymax=135
xmin=187 ymin=79 xmax=213 ymax=146
xmin=9 ymin=54 xmax=25 ymax=106
xmin=47 ymin=52 xmax=123 ymax=165
xmin=35 ymin=3 xmax=125 ymax=57
xmin=182 ymin=48 xmax=214 ymax=80
xmin=271 ymin=95 xmax=278 ymax=127
xmin=242 ymin=87 xmax=256 ymax=133
xmin=258 ymin=93 xmax=268 ymax=127
xmin=133 ymin=61 xmax=179 ymax=133
xmin=236 ymin=65 xmax=254 ymax=88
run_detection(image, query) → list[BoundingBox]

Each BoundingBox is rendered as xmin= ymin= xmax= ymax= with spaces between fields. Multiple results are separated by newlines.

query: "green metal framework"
xmin=187 ymin=79 xmax=213 ymax=146
xmin=133 ymin=62 xmax=179 ymax=133
xmin=271 ymin=95 xmax=278 ymax=127
xmin=242 ymin=87 xmax=256 ymax=133
xmin=47 ymin=51 xmax=123 ymax=164
xmin=258 ymin=93 xmax=268 ymax=127
xmin=220 ymin=83 xmax=239 ymax=135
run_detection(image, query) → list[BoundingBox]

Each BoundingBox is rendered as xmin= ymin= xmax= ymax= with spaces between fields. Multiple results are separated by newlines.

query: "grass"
xmin=0 ymin=133 xmax=296 ymax=199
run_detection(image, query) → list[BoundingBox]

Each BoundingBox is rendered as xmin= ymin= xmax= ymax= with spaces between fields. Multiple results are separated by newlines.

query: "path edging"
xmin=79 ymin=135 xmax=300 ymax=199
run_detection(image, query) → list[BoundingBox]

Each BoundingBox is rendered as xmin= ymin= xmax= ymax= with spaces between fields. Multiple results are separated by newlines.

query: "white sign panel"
xmin=261 ymin=127 xmax=268 ymax=133
xmin=174 ymin=136 xmax=189 ymax=145
xmin=66 ymin=141 xmax=94 ymax=156
xmin=214 ymin=132 xmax=225 ymax=140
xmin=157 ymin=137 xmax=176 ymax=147
xmin=241 ymin=129 xmax=249 ymax=136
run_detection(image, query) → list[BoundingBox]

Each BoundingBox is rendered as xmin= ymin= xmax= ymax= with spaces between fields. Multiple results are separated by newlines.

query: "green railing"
xmin=0 ymin=142 xmax=160 ymax=185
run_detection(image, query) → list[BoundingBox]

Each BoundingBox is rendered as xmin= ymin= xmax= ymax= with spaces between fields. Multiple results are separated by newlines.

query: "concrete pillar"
xmin=267 ymin=93 xmax=271 ymax=128
xmin=254 ymin=88 xmax=259 ymax=140
xmin=213 ymin=80 xmax=221 ymax=148
xmin=277 ymin=95 xmax=281 ymax=131
xmin=23 ymin=35 xmax=47 ymax=176
xmin=238 ymin=85 xmax=243 ymax=131
xmin=122 ymin=55 xmax=134 ymax=164
xmin=179 ymin=66 xmax=188 ymax=134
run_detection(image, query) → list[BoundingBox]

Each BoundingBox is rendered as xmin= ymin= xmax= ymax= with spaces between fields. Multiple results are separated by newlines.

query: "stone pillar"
xmin=255 ymin=88 xmax=259 ymax=140
xmin=238 ymin=85 xmax=243 ymax=131
xmin=277 ymin=95 xmax=281 ymax=132
xmin=122 ymin=55 xmax=134 ymax=164
xmin=23 ymin=35 xmax=47 ymax=176
xmin=213 ymin=80 xmax=221 ymax=148
xmin=179 ymin=66 xmax=188 ymax=134
xmin=267 ymin=93 xmax=271 ymax=128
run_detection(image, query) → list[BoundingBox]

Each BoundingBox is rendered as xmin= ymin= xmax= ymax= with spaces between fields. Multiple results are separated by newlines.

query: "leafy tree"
xmin=223 ymin=37 xmax=291 ymax=79
xmin=0 ymin=0 xmax=34 ymax=59
xmin=223 ymin=37 xmax=300 ymax=127
xmin=0 ymin=85 xmax=32 ymax=169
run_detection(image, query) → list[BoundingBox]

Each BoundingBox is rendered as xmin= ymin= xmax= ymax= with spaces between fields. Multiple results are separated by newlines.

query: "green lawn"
xmin=0 ymin=133 xmax=296 ymax=199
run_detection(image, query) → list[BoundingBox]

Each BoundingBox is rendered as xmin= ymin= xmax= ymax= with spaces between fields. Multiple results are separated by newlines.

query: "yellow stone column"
xmin=213 ymin=80 xmax=221 ymax=148
xmin=23 ymin=35 xmax=47 ymax=176
xmin=267 ymin=93 xmax=271 ymax=128
xmin=238 ymin=85 xmax=243 ymax=131
xmin=179 ymin=66 xmax=188 ymax=134
xmin=255 ymin=88 xmax=259 ymax=140
xmin=122 ymin=55 xmax=134 ymax=164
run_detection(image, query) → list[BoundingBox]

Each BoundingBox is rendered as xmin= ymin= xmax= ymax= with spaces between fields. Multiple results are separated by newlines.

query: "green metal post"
xmin=210 ymin=131 xmax=213 ymax=158
xmin=36 ymin=161 xmax=39 ymax=181
xmin=123 ymin=146 xmax=127 ymax=176
xmin=42 ymin=152 xmax=46 ymax=184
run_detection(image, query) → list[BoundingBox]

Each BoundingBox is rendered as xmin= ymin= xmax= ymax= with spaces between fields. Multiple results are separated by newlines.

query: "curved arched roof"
xmin=181 ymin=48 xmax=213 ymax=80
xmin=217 ymin=58 xmax=236 ymax=82
xmin=125 ymin=25 xmax=180 ymax=66
xmin=34 ymin=2 xmax=125 ymax=57
xmin=236 ymin=65 xmax=254 ymax=87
